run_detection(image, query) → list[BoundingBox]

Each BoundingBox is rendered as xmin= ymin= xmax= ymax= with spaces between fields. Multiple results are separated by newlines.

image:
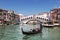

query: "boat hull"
xmin=42 ymin=24 xmax=54 ymax=28
xmin=22 ymin=31 xmax=40 ymax=35
xmin=53 ymin=23 xmax=60 ymax=27
xmin=21 ymin=28 xmax=41 ymax=35
xmin=21 ymin=24 xmax=42 ymax=35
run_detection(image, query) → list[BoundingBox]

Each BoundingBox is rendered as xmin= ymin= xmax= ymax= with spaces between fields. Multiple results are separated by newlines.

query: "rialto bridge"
xmin=20 ymin=13 xmax=50 ymax=24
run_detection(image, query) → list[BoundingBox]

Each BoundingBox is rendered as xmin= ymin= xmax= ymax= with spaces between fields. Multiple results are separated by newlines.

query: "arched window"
xmin=30 ymin=17 xmax=32 ymax=19
xmin=46 ymin=19 xmax=48 ymax=21
xmin=29 ymin=17 xmax=30 ymax=19
xmin=45 ymin=19 xmax=46 ymax=21
xmin=43 ymin=18 xmax=44 ymax=20
xmin=40 ymin=18 xmax=42 ymax=19
xmin=37 ymin=17 xmax=38 ymax=19
xmin=39 ymin=17 xmax=40 ymax=19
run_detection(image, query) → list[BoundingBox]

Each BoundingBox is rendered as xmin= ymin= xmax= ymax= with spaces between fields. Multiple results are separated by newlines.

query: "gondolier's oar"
xmin=21 ymin=28 xmax=23 ymax=32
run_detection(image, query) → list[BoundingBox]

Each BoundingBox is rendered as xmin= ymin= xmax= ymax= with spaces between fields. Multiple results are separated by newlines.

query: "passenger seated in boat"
xmin=35 ymin=28 xmax=40 ymax=31
xmin=30 ymin=29 xmax=32 ymax=32
xmin=32 ymin=29 xmax=36 ymax=32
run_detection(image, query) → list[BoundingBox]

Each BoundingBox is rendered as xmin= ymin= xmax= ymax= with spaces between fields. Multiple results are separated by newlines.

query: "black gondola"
xmin=21 ymin=24 xmax=42 ymax=35
xmin=21 ymin=28 xmax=40 ymax=35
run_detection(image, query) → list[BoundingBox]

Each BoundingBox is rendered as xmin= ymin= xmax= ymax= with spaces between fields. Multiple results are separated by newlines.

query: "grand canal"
xmin=0 ymin=24 xmax=60 ymax=40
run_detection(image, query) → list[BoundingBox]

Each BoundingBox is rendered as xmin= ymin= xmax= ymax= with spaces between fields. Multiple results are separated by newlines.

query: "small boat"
xmin=21 ymin=28 xmax=41 ymax=35
xmin=21 ymin=24 xmax=42 ymax=35
xmin=53 ymin=23 xmax=60 ymax=27
xmin=42 ymin=22 xmax=54 ymax=27
xmin=42 ymin=24 xmax=54 ymax=27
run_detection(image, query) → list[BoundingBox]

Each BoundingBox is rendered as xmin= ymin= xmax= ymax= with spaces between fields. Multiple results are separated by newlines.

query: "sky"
xmin=0 ymin=0 xmax=60 ymax=15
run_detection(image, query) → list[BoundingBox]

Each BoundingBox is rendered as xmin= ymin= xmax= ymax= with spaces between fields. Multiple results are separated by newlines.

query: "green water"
xmin=0 ymin=24 xmax=60 ymax=40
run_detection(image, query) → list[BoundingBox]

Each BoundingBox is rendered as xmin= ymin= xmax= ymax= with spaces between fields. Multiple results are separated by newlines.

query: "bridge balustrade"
xmin=21 ymin=16 xmax=49 ymax=24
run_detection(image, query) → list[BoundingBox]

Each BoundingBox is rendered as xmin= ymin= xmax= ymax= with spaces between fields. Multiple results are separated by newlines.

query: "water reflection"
xmin=22 ymin=33 xmax=41 ymax=40
xmin=22 ymin=35 xmax=30 ymax=40
xmin=0 ymin=26 xmax=5 ymax=39
xmin=0 ymin=24 xmax=60 ymax=40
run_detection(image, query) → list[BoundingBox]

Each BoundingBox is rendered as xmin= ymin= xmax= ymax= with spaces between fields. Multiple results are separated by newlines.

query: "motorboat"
xmin=53 ymin=23 xmax=60 ymax=27
xmin=42 ymin=24 xmax=54 ymax=27
xmin=42 ymin=22 xmax=54 ymax=27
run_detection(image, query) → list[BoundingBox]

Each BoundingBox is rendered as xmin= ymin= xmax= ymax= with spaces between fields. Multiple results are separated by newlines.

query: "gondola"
xmin=21 ymin=24 xmax=42 ymax=35
xmin=21 ymin=28 xmax=41 ymax=35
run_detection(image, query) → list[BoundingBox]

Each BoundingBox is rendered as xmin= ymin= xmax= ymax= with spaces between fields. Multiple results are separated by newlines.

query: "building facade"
xmin=0 ymin=9 xmax=19 ymax=25
xmin=50 ymin=8 xmax=60 ymax=24
xmin=13 ymin=14 xmax=20 ymax=24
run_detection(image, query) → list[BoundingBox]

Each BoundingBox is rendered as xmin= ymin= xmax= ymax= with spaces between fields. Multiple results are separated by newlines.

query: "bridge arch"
xmin=26 ymin=19 xmax=42 ymax=24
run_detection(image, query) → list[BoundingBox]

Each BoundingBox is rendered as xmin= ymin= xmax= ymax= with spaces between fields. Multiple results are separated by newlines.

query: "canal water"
xmin=0 ymin=24 xmax=60 ymax=40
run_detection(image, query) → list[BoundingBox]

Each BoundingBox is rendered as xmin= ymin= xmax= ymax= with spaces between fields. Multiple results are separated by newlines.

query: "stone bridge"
xmin=20 ymin=14 xmax=49 ymax=24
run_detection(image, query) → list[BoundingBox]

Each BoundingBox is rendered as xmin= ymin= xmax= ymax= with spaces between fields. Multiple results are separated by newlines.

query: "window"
xmin=37 ymin=17 xmax=38 ymax=19
xmin=54 ymin=21 xmax=58 ymax=23
xmin=30 ymin=17 xmax=32 ymax=19
xmin=3 ymin=13 xmax=6 ymax=15
xmin=39 ymin=17 xmax=40 ymax=19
